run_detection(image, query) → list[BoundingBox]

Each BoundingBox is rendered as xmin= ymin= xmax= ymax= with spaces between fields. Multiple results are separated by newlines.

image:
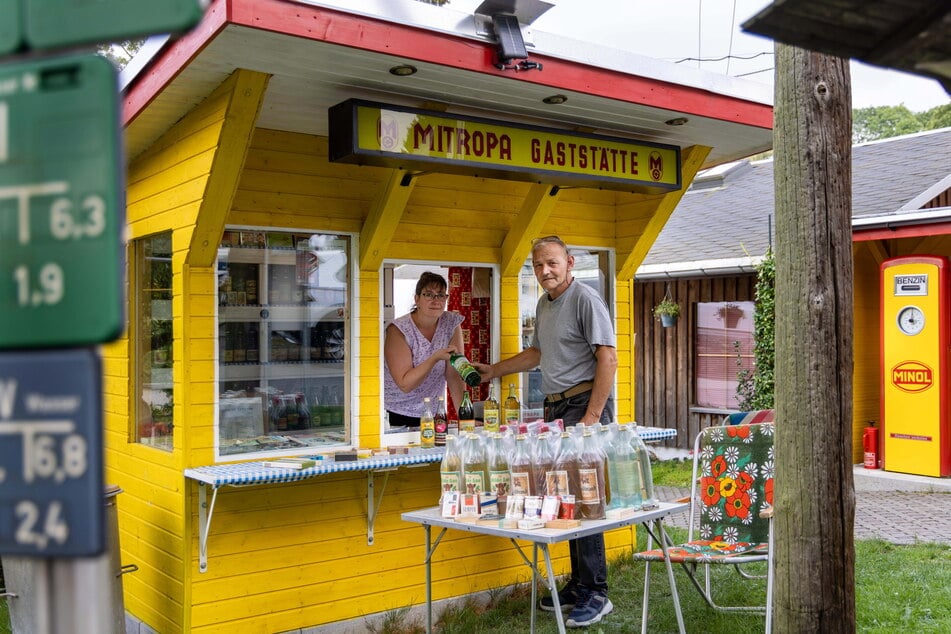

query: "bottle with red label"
xmin=434 ymin=396 xmax=448 ymax=447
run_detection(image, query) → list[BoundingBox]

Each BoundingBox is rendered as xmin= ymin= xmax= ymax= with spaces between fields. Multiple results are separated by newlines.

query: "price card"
xmin=0 ymin=348 xmax=104 ymax=557
xmin=0 ymin=53 xmax=123 ymax=348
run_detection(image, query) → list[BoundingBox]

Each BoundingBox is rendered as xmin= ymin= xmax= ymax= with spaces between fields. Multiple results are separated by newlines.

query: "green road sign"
xmin=0 ymin=0 xmax=19 ymax=55
xmin=0 ymin=53 xmax=124 ymax=348
xmin=25 ymin=0 xmax=206 ymax=50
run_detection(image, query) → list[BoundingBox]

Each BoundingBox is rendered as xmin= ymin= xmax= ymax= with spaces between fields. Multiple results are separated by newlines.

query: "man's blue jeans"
xmin=545 ymin=390 xmax=615 ymax=593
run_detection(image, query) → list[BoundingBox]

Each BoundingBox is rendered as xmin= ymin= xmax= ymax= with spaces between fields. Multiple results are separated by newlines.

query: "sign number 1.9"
xmin=14 ymin=262 xmax=64 ymax=306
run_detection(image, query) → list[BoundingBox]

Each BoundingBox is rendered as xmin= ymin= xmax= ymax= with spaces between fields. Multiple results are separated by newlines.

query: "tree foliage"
xmin=736 ymin=248 xmax=775 ymax=411
xmin=852 ymin=103 xmax=950 ymax=144
xmin=97 ymin=39 xmax=144 ymax=69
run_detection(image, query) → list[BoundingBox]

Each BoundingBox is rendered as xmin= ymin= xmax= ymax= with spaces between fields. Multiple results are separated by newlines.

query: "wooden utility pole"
xmin=772 ymin=43 xmax=856 ymax=632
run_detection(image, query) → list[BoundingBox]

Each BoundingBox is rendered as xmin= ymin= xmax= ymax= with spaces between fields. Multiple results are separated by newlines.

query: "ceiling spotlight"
xmin=543 ymin=94 xmax=567 ymax=105
xmin=389 ymin=64 xmax=418 ymax=77
xmin=665 ymin=117 xmax=689 ymax=126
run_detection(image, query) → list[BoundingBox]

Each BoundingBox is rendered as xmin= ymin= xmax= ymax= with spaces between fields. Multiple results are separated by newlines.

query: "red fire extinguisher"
xmin=863 ymin=421 xmax=879 ymax=469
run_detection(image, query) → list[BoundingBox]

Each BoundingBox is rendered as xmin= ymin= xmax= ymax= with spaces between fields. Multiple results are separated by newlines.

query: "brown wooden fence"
xmin=634 ymin=274 xmax=757 ymax=449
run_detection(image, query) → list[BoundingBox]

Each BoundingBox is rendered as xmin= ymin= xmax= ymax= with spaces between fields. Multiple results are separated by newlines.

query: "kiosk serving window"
xmin=216 ymin=229 xmax=350 ymax=456
xmin=134 ymin=232 xmax=174 ymax=450
xmin=518 ymin=248 xmax=614 ymax=420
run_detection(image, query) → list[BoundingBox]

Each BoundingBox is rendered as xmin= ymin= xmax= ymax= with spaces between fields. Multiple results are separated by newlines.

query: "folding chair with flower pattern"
xmin=634 ymin=421 xmax=775 ymax=632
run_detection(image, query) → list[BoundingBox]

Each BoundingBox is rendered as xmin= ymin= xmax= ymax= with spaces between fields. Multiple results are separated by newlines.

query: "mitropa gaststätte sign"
xmin=329 ymin=99 xmax=681 ymax=194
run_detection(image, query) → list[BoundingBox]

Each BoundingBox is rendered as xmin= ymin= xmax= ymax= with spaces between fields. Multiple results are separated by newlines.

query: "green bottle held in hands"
xmin=450 ymin=353 xmax=482 ymax=387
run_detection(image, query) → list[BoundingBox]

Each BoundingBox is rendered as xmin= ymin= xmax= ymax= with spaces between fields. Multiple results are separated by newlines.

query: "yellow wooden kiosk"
xmin=111 ymin=0 xmax=772 ymax=630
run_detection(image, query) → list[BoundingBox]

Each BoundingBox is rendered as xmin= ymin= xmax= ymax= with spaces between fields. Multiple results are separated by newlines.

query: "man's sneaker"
xmin=539 ymin=578 xmax=580 ymax=612
xmin=566 ymin=590 xmax=613 ymax=628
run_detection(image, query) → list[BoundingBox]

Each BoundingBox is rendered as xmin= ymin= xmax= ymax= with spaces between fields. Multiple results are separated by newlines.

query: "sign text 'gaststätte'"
xmin=329 ymin=99 xmax=681 ymax=193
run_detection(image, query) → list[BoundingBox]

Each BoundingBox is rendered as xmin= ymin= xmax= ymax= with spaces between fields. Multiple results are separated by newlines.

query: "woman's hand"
xmin=431 ymin=347 xmax=455 ymax=363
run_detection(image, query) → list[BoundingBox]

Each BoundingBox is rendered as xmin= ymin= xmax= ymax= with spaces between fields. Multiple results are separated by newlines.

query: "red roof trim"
xmin=854 ymin=222 xmax=951 ymax=242
xmin=124 ymin=0 xmax=773 ymax=129
xmin=122 ymin=0 xmax=229 ymax=126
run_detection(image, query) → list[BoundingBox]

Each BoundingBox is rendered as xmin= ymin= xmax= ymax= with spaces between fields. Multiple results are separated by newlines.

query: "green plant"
xmin=652 ymin=297 xmax=681 ymax=320
xmin=736 ymin=249 xmax=775 ymax=411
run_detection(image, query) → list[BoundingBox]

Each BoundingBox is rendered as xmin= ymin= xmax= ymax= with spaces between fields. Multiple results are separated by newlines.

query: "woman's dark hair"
xmin=412 ymin=271 xmax=448 ymax=312
xmin=415 ymin=271 xmax=447 ymax=296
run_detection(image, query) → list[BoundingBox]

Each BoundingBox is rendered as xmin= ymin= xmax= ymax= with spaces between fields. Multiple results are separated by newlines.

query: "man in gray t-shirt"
xmin=474 ymin=236 xmax=618 ymax=628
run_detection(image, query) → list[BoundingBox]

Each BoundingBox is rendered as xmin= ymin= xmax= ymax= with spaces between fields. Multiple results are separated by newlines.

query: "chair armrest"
xmin=675 ymin=495 xmax=691 ymax=503
xmin=759 ymin=503 xmax=774 ymax=519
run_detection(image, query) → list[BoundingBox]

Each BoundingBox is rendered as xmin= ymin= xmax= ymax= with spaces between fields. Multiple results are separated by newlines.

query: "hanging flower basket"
xmin=653 ymin=297 xmax=681 ymax=328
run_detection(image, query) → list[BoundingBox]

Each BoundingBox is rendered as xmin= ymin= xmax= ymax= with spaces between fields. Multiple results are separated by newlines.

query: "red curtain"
xmin=447 ymin=267 xmax=490 ymax=416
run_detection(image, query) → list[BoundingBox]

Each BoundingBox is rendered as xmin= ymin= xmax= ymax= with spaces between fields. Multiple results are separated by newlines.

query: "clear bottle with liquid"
xmin=488 ymin=433 xmax=511 ymax=515
xmin=503 ymin=383 xmax=521 ymax=428
xmin=440 ymin=434 xmax=462 ymax=503
xmin=577 ymin=429 xmax=607 ymax=519
xmin=461 ymin=433 xmax=488 ymax=496
xmin=551 ymin=431 xmax=579 ymax=501
xmin=483 ymin=382 xmax=501 ymax=433
xmin=420 ymin=397 xmax=436 ymax=448
xmin=458 ymin=390 xmax=476 ymax=433
xmin=632 ymin=430 xmax=659 ymax=509
xmin=609 ymin=424 xmax=643 ymax=509
xmin=434 ymin=395 xmax=448 ymax=447
xmin=530 ymin=430 xmax=554 ymax=497
xmin=509 ymin=433 xmax=532 ymax=496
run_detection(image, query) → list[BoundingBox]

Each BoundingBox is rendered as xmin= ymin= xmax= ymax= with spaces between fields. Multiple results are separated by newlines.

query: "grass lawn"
xmin=388 ymin=534 xmax=951 ymax=634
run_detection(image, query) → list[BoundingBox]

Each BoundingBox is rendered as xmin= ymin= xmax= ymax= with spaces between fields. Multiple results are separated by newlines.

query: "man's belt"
xmin=545 ymin=381 xmax=594 ymax=403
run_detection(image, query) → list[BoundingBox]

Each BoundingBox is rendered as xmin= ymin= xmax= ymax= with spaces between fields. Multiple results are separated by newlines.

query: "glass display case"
xmin=216 ymin=229 xmax=350 ymax=457
xmin=135 ymin=232 xmax=174 ymax=450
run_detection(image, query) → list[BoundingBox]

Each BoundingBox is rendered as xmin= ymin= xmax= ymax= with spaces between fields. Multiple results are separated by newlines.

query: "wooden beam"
xmin=863 ymin=240 xmax=889 ymax=265
xmin=615 ymin=145 xmax=711 ymax=280
xmin=501 ymin=183 xmax=560 ymax=277
xmin=359 ymin=169 xmax=416 ymax=271
xmin=186 ymin=68 xmax=270 ymax=266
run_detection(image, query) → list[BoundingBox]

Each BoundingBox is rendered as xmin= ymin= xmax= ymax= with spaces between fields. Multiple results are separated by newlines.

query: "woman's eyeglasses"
xmin=420 ymin=291 xmax=448 ymax=301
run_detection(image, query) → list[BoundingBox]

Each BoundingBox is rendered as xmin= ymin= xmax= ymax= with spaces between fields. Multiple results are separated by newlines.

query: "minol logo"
xmin=892 ymin=361 xmax=933 ymax=393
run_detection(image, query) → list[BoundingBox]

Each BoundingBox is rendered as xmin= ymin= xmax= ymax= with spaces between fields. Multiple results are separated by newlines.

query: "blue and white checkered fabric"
xmin=184 ymin=428 xmax=674 ymax=488
xmin=634 ymin=425 xmax=676 ymax=442
xmin=185 ymin=448 xmax=445 ymax=487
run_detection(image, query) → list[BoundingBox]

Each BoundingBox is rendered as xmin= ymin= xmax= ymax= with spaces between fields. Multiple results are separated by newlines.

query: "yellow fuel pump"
xmin=880 ymin=255 xmax=950 ymax=477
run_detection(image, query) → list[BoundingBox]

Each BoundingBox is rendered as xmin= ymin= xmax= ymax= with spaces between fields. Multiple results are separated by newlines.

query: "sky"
xmin=517 ymin=0 xmax=950 ymax=112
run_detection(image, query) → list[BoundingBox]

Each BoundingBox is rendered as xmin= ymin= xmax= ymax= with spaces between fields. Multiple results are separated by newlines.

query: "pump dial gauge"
xmin=897 ymin=305 xmax=925 ymax=336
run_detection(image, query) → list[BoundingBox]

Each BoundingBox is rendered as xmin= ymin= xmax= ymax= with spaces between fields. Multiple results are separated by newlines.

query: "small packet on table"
xmin=540 ymin=495 xmax=561 ymax=521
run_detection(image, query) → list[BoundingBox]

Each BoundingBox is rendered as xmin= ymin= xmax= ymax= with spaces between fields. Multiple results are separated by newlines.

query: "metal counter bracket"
xmin=368 ymin=462 xmax=431 ymax=545
xmin=366 ymin=468 xmax=394 ymax=546
xmin=197 ymin=482 xmax=218 ymax=574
